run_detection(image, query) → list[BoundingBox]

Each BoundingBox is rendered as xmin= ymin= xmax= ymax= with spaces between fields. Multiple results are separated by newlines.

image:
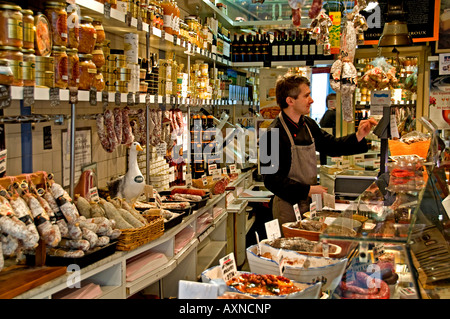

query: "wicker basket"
xmin=116 ymin=215 xmax=164 ymax=251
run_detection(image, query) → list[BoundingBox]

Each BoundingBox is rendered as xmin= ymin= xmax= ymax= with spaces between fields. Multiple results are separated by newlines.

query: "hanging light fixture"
xmin=378 ymin=0 xmax=412 ymax=47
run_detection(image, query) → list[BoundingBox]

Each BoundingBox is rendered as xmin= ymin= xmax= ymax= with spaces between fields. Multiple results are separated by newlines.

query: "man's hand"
xmin=308 ymin=185 xmax=328 ymax=197
xmin=356 ymin=118 xmax=378 ymax=142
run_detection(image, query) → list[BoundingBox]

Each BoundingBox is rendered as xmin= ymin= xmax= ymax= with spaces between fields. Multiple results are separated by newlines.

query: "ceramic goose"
xmin=108 ymin=141 xmax=145 ymax=203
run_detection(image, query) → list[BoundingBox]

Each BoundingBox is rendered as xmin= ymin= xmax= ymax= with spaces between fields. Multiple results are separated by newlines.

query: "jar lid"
xmin=79 ymin=53 xmax=93 ymax=59
xmin=80 ymin=16 xmax=93 ymax=23
xmin=0 ymin=46 xmax=21 ymax=51
xmin=52 ymin=46 xmax=67 ymax=51
xmin=0 ymin=4 xmax=22 ymax=11
xmin=21 ymin=9 xmax=34 ymax=15
xmin=22 ymin=48 xmax=35 ymax=54
xmin=67 ymin=48 xmax=78 ymax=53
xmin=44 ymin=1 xmax=65 ymax=8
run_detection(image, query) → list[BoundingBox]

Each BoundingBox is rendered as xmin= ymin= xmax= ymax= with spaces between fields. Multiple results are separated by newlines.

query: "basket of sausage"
xmin=116 ymin=214 xmax=164 ymax=251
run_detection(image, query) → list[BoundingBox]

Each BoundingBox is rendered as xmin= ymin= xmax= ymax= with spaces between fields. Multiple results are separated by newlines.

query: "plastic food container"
xmin=78 ymin=16 xmax=97 ymax=54
xmin=67 ymin=48 xmax=79 ymax=88
xmin=0 ymin=4 xmax=23 ymax=48
xmin=34 ymin=14 xmax=52 ymax=57
xmin=78 ymin=53 xmax=96 ymax=90
xmin=0 ymin=46 xmax=23 ymax=86
xmin=44 ymin=1 xmax=68 ymax=46
xmin=0 ymin=59 xmax=14 ymax=85
xmin=21 ymin=9 xmax=35 ymax=50
xmin=22 ymin=48 xmax=36 ymax=87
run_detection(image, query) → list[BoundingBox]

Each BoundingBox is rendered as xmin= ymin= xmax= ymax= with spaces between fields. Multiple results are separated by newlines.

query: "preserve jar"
xmin=35 ymin=55 xmax=54 ymax=73
xmin=44 ymin=1 xmax=68 ymax=46
xmin=34 ymin=14 xmax=52 ymax=57
xmin=93 ymin=70 xmax=105 ymax=91
xmin=21 ymin=9 xmax=34 ymax=49
xmin=0 ymin=59 xmax=14 ymax=85
xmin=92 ymin=46 xmax=105 ymax=68
xmin=51 ymin=45 xmax=68 ymax=89
xmin=0 ymin=4 xmax=23 ymax=48
xmin=92 ymin=19 xmax=105 ymax=45
xmin=78 ymin=16 xmax=97 ymax=54
xmin=22 ymin=48 xmax=36 ymax=87
xmin=67 ymin=48 xmax=79 ymax=88
xmin=0 ymin=46 xmax=23 ymax=86
xmin=78 ymin=53 xmax=96 ymax=90
xmin=35 ymin=70 xmax=54 ymax=88
xmin=67 ymin=7 xmax=79 ymax=49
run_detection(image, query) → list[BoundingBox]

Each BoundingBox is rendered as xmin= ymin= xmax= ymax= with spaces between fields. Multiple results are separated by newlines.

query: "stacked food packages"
xmin=387 ymin=155 xmax=426 ymax=193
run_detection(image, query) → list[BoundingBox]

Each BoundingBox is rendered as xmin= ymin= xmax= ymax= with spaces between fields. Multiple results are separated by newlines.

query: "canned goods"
xmin=36 ymin=70 xmax=54 ymax=88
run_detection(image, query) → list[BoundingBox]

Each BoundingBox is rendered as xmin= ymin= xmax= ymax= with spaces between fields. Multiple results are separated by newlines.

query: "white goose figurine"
xmin=108 ymin=141 xmax=145 ymax=203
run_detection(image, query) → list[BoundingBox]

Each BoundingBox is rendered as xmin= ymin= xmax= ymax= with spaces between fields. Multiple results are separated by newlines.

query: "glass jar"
xmin=78 ymin=16 xmax=96 ymax=54
xmin=93 ymin=70 xmax=105 ymax=91
xmin=44 ymin=1 xmax=68 ymax=46
xmin=0 ymin=5 xmax=23 ymax=48
xmin=51 ymin=45 xmax=68 ymax=89
xmin=92 ymin=19 xmax=105 ymax=45
xmin=35 ymin=56 xmax=54 ymax=73
xmin=0 ymin=59 xmax=14 ymax=85
xmin=34 ymin=14 xmax=52 ymax=57
xmin=22 ymin=48 xmax=35 ymax=87
xmin=67 ymin=48 xmax=79 ymax=88
xmin=78 ymin=53 xmax=96 ymax=90
xmin=36 ymin=70 xmax=54 ymax=88
xmin=21 ymin=9 xmax=34 ymax=50
xmin=0 ymin=46 xmax=23 ymax=86
xmin=67 ymin=7 xmax=79 ymax=49
xmin=92 ymin=46 xmax=105 ymax=68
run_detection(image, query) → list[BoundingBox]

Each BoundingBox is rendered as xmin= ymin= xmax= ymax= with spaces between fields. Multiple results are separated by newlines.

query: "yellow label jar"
xmin=22 ymin=48 xmax=35 ymax=87
xmin=0 ymin=4 xmax=23 ymax=48
xmin=21 ymin=9 xmax=34 ymax=49
xmin=0 ymin=46 xmax=23 ymax=86
xmin=78 ymin=53 xmax=96 ymax=90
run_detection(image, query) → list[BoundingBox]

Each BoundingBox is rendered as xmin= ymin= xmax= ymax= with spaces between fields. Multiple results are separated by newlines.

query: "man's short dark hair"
xmin=326 ymin=93 xmax=337 ymax=107
xmin=275 ymin=74 xmax=310 ymax=109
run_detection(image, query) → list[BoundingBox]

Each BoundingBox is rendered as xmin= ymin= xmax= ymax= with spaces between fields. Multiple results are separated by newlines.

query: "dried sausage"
xmin=113 ymin=107 xmax=123 ymax=145
xmin=96 ymin=114 xmax=112 ymax=152
xmin=9 ymin=195 xmax=40 ymax=249
xmin=137 ymin=109 xmax=147 ymax=145
xmin=104 ymin=109 xmax=119 ymax=151
xmin=43 ymin=191 xmax=69 ymax=237
xmin=122 ymin=107 xmax=134 ymax=145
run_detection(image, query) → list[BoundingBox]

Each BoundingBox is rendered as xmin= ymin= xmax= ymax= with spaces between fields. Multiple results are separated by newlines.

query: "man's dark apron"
xmin=272 ymin=113 xmax=317 ymax=226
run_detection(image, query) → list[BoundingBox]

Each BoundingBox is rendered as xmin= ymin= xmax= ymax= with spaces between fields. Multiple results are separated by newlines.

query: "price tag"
xmin=208 ymin=163 xmax=217 ymax=174
xmin=89 ymin=87 xmax=97 ymax=106
xmin=277 ymin=249 xmax=286 ymax=276
xmin=310 ymin=201 xmax=317 ymax=219
xmin=102 ymin=91 xmax=109 ymax=108
xmin=153 ymin=189 xmax=162 ymax=208
xmin=88 ymin=187 xmax=100 ymax=202
xmin=23 ymin=86 xmax=35 ymax=107
xmin=49 ymin=87 xmax=61 ymax=106
xmin=201 ymin=174 xmax=208 ymax=186
xmin=255 ymin=231 xmax=261 ymax=255
xmin=222 ymin=167 xmax=227 ymax=175
xmin=173 ymin=34 xmax=177 ymax=46
xmin=0 ymin=85 xmax=11 ymax=108
xmin=265 ymin=219 xmax=281 ymax=240
xmin=125 ymin=12 xmax=132 ymax=26
xmin=115 ymin=92 xmax=121 ymax=106
xmin=135 ymin=92 xmax=140 ymax=105
xmin=185 ymin=174 xmax=192 ymax=187
xmin=229 ymin=164 xmax=237 ymax=174
xmin=127 ymin=92 xmax=134 ymax=106
xmin=390 ymin=114 xmax=400 ymax=139
xmin=212 ymin=169 xmax=221 ymax=181
xmin=104 ymin=2 xmax=111 ymax=18
xmin=137 ymin=17 xmax=143 ymax=31
xmin=0 ymin=149 xmax=7 ymax=175
xmin=156 ymin=142 xmax=166 ymax=157
xmin=69 ymin=87 xmax=78 ymax=104
xmin=145 ymin=93 xmax=151 ymax=107
xmin=293 ymin=203 xmax=301 ymax=221
xmin=219 ymin=253 xmax=237 ymax=282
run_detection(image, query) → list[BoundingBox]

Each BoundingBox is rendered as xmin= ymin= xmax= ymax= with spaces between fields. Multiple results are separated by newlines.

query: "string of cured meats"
xmin=97 ymin=108 xmax=135 ymax=153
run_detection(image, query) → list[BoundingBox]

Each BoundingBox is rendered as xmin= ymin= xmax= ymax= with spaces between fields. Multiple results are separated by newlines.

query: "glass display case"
xmin=319 ymin=118 xmax=450 ymax=299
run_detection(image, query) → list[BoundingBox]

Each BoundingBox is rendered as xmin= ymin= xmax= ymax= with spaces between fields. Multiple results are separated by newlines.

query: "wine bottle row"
xmin=231 ymin=31 xmax=330 ymax=64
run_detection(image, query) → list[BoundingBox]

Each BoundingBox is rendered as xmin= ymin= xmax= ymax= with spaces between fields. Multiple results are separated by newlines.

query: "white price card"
xmin=310 ymin=201 xmax=317 ymax=219
xmin=255 ymin=231 xmax=261 ymax=255
xmin=229 ymin=164 xmax=237 ymax=174
xmin=222 ymin=167 xmax=227 ymax=175
xmin=212 ymin=168 xmax=222 ymax=181
xmin=185 ymin=174 xmax=192 ymax=187
xmin=265 ymin=219 xmax=281 ymax=240
xmin=277 ymin=249 xmax=285 ymax=276
xmin=201 ymin=174 xmax=208 ymax=186
xmin=390 ymin=114 xmax=400 ymax=139
xmin=156 ymin=142 xmax=167 ymax=157
xmin=88 ymin=187 xmax=100 ymax=202
xmin=293 ymin=203 xmax=301 ymax=221
xmin=220 ymin=253 xmax=238 ymax=282
xmin=208 ymin=164 xmax=217 ymax=174
xmin=311 ymin=194 xmax=322 ymax=211
xmin=153 ymin=189 xmax=162 ymax=208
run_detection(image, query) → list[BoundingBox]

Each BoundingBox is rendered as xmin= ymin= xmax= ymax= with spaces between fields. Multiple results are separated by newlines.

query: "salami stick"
xmin=43 ymin=191 xmax=69 ymax=237
xmin=121 ymin=107 xmax=134 ymax=145
xmin=8 ymin=195 xmax=40 ymax=249
xmin=113 ymin=107 xmax=123 ymax=145
xmin=96 ymin=114 xmax=112 ymax=152
xmin=104 ymin=109 xmax=119 ymax=151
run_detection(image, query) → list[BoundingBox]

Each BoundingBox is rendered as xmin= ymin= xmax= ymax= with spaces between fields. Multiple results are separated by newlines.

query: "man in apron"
xmin=261 ymin=74 xmax=377 ymax=229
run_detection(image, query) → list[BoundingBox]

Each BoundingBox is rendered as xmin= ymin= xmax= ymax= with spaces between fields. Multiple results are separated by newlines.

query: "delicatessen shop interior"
xmin=0 ymin=0 xmax=448 ymax=300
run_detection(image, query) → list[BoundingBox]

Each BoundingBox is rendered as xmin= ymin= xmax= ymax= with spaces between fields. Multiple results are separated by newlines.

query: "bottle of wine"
xmin=246 ymin=34 xmax=254 ymax=62
xmin=239 ymin=33 xmax=246 ymax=63
xmin=307 ymin=32 xmax=316 ymax=61
xmin=301 ymin=31 xmax=309 ymax=60
xmin=254 ymin=33 xmax=261 ymax=62
xmin=293 ymin=30 xmax=301 ymax=61
xmin=271 ymin=31 xmax=279 ymax=62
xmin=232 ymin=33 xmax=239 ymax=63
xmin=261 ymin=32 xmax=269 ymax=63
xmin=278 ymin=32 xmax=286 ymax=61
xmin=285 ymin=31 xmax=294 ymax=61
